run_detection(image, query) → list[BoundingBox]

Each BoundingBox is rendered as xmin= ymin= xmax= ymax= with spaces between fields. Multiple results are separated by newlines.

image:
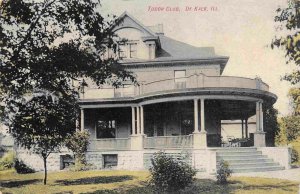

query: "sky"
xmin=100 ymin=0 xmax=296 ymax=116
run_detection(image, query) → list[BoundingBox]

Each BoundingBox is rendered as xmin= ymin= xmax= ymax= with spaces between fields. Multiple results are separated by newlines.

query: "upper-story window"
xmin=118 ymin=42 xmax=127 ymax=59
xmin=118 ymin=41 xmax=138 ymax=59
xmin=174 ymin=70 xmax=186 ymax=89
xmin=129 ymin=43 xmax=137 ymax=58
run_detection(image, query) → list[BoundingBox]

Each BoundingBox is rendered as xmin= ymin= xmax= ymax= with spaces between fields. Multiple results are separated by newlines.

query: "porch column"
xmin=256 ymin=102 xmax=260 ymax=132
xmin=80 ymin=108 xmax=84 ymax=131
xmin=130 ymin=106 xmax=143 ymax=150
xmin=254 ymin=101 xmax=266 ymax=147
xmin=245 ymin=118 xmax=249 ymax=138
xmin=140 ymin=106 xmax=144 ymax=135
xmin=200 ymin=98 xmax=206 ymax=132
xmin=193 ymin=99 xmax=199 ymax=133
xmin=260 ymin=102 xmax=264 ymax=132
xmin=194 ymin=98 xmax=207 ymax=148
xmin=131 ymin=106 xmax=136 ymax=135
xmin=241 ymin=119 xmax=244 ymax=138
xmin=137 ymin=106 xmax=141 ymax=134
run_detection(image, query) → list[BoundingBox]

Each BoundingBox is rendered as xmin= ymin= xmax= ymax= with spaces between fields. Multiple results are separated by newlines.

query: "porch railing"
xmin=144 ymin=135 xmax=193 ymax=149
xmin=88 ymin=138 xmax=131 ymax=150
xmin=81 ymin=74 xmax=269 ymax=99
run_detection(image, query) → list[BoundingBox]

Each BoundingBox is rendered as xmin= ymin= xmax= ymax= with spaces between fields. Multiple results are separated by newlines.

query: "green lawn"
xmin=0 ymin=169 xmax=299 ymax=194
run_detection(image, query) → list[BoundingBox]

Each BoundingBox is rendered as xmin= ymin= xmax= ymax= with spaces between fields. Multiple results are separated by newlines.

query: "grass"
xmin=0 ymin=169 xmax=299 ymax=194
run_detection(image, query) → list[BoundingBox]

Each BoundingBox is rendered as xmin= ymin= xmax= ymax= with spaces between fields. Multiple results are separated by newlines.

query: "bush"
xmin=216 ymin=160 xmax=232 ymax=184
xmin=65 ymin=130 xmax=90 ymax=170
xmin=149 ymin=152 xmax=197 ymax=193
xmin=14 ymin=159 xmax=35 ymax=174
xmin=291 ymin=147 xmax=299 ymax=163
xmin=0 ymin=151 xmax=16 ymax=170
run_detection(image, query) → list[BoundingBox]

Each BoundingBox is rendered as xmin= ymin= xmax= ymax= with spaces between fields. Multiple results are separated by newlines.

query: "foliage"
xmin=149 ymin=152 xmax=197 ymax=193
xmin=14 ymin=158 xmax=35 ymax=174
xmin=216 ymin=160 xmax=232 ymax=184
xmin=288 ymin=88 xmax=300 ymax=115
xmin=271 ymin=0 xmax=300 ymax=84
xmin=291 ymin=147 xmax=299 ymax=163
xmin=279 ymin=115 xmax=300 ymax=143
xmin=0 ymin=151 xmax=15 ymax=170
xmin=65 ymin=130 xmax=90 ymax=170
xmin=275 ymin=118 xmax=288 ymax=145
xmin=7 ymin=93 xmax=76 ymax=184
xmin=0 ymin=0 xmax=135 ymax=184
xmin=263 ymin=105 xmax=280 ymax=146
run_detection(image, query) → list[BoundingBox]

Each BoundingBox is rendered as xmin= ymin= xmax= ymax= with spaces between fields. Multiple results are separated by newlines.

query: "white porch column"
xmin=131 ymin=106 xmax=136 ymax=135
xmin=137 ymin=106 xmax=140 ymax=134
xmin=256 ymin=101 xmax=260 ymax=132
xmin=260 ymin=102 xmax=264 ymax=132
xmin=241 ymin=119 xmax=244 ymax=138
xmin=194 ymin=98 xmax=207 ymax=148
xmin=200 ymin=98 xmax=206 ymax=132
xmin=193 ymin=99 xmax=199 ymax=133
xmin=254 ymin=101 xmax=266 ymax=147
xmin=140 ymin=106 xmax=144 ymax=135
xmin=245 ymin=118 xmax=249 ymax=138
xmin=80 ymin=108 xmax=84 ymax=131
xmin=130 ymin=106 xmax=143 ymax=150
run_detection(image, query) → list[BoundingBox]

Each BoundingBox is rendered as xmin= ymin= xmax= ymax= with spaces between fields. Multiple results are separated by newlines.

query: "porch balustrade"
xmin=89 ymin=138 xmax=131 ymax=150
xmin=143 ymin=135 xmax=193 ymax=149
xmin=82 ymin=74 xmax=269 ymax=99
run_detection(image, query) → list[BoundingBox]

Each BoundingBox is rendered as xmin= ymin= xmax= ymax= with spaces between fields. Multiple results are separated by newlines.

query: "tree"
xmin=278 ymin=115 xmax=300 ymax=143
xmin=287 ymin=87 xmax=300 ymax=115
xmin=8 ymin=92 xmax=76 ymax=184
xmin=271 ymin=0 xmax=300 ymax=83
xmin=0 ymin=0 xmax=135 ymax=184
xmin=263 ymin=105 xmax=280 ymax=146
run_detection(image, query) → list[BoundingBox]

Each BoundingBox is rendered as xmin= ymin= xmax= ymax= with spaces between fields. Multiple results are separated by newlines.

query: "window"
xmin=118 ymin=43 xmax=127 ymax=59
xmin=96 ymin=120 xmax=116 ymax=139
xmin=174 ymin=70 xmax=186 ymax=89
xmin=129 ymin=43 xmax=137 ymax=58
xmin=103 ymin=154 xmax=118 ymax=168
xmin=117 ymin=41 xmax=138 ymax=59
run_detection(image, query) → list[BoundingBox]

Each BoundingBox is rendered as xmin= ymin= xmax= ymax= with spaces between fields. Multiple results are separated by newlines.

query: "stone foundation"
xmin=17 ymin=150 xmax=66 ymax=171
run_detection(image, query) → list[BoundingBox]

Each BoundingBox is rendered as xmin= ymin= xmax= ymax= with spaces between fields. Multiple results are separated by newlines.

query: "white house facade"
xmin=17 ymin=12 xmax=291 ymax=174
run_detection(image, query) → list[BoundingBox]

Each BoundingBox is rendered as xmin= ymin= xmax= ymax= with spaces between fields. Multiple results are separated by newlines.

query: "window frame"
xmin=96 ymin=119 xmax=116 ymax=139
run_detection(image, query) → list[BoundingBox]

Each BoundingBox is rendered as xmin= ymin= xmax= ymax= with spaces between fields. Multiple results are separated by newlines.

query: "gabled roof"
xmin=112 ymin=11 xmax=157 ymax=37
xmin=113 ymin=12 xmax=229 ymax=73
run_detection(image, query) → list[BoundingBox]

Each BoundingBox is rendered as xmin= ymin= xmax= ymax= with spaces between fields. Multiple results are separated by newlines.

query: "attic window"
xmin=118 ymin=43 xmax=127 ymax=59
xmin=129 ymin=43 xmax=137 ymax=58
xmin=118 ymin=41 xmax=138 ymax=59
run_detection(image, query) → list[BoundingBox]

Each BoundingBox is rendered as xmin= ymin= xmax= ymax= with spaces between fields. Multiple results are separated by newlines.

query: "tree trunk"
xmin=43 ymin=157 xmax=47 ymax=185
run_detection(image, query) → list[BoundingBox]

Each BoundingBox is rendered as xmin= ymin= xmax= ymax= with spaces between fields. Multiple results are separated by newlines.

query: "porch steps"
xmin=216 ymin=148 xmax=285 ymax=173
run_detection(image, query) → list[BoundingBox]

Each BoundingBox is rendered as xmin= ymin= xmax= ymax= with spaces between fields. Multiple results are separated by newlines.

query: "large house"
xmin=18 ymin=12 xmax=291 ymax=173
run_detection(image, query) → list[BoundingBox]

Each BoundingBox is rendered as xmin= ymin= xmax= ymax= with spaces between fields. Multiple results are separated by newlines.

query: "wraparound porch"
xmin=81 ymin=97 xmax=268 ymax=151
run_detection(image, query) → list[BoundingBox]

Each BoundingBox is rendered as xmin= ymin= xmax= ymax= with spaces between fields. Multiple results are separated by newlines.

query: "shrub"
xmin=65 ymin=130 xmax=90 ymax=171
xmin=0 ymin=151 xmax=16 ymax=170
xmin=14 ymin=159 xmax=35 ymax=174
xmin=291 ymin=147 xmax=299 ymax=163
xmin=149 ymin=152 xmax=197 ymax=193
xmin=216 ymin=160 xmax=232 ymax=184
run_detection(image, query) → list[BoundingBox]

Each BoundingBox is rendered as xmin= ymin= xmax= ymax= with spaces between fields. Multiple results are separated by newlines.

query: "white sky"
xmin=101 ymin=0 xmax=296 ymax=116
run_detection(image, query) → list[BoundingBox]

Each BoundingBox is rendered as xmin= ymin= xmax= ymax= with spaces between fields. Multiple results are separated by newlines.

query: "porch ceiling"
xmin=216 ymin=100 xmax=256 ymax=120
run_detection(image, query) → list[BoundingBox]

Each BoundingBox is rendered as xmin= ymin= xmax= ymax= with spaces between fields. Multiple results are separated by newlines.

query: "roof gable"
xmin=112 ymin=12 xmax=156 ymax=37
